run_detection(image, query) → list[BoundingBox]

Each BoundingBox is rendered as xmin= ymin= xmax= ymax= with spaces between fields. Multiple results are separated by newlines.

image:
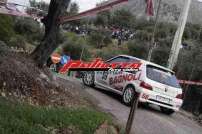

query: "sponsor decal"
xmin=109 ymin=74 xmax=138 ymax=85
xmin=102 ymin=71 xmax=109 ymax=80
xmin=60 ymin=55 xmax=71 ymax=65
xmin=59 ymin=58 xmax=141 ymax=73
xmin=142 ymin=93 xmax=149 ymax=100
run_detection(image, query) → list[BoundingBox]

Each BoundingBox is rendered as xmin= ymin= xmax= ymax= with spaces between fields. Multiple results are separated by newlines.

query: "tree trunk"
xmin=31 ymin=0 xmax=70 ymax=67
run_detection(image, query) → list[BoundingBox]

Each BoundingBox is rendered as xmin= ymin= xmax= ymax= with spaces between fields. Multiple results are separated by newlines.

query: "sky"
xmin=72 ymin=0 xmax=101 ymax=12
xmin=8 ymin=0 xmax=101 ymax=12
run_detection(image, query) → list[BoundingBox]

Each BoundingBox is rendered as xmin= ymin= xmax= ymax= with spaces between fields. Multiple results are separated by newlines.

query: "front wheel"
xmin=160 ymin=107 xmax=175 ymax=115
xmin=122 ymin=85 xmax=137 ymax=106
xmin=82 ymin=71 xmax=95 ymax=87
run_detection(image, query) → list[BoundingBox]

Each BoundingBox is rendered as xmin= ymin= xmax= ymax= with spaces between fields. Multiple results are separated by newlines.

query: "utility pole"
xmin=167 ymin=0 xmax=191 ymax=70
xmin=147 ymin=0 xmax=162 ymax=61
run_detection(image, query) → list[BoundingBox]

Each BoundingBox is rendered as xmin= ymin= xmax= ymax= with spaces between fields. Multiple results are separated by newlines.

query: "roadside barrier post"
xmin=125 ymin=93 xmax=140 ymax=134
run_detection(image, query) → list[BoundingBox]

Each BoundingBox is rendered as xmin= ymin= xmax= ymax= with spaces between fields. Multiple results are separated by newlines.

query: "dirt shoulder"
xmin=0 ymin=44 xmax=88 ymax=107
xmin=0 ymin=45 xmax=120 ymax=133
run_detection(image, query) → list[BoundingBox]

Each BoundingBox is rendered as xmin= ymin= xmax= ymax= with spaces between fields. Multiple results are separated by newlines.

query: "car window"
xmin=107 ymin=56 xmax=130 ymax=63
xmin=129 ymin=58 xmax=140 ymax=63
xmin=146 ymin=65 xmax=180 ymax=88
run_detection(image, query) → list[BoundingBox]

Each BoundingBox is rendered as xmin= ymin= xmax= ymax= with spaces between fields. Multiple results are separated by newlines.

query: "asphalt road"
xmin=56 ymin=74 xmax=202 ymax=134
xmin=84 ymin=86 xmax=202 ymax=134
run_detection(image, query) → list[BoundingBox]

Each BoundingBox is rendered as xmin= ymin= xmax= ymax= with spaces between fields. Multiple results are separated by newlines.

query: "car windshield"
xmin=146 ymin=65 xmax=180 ymax=88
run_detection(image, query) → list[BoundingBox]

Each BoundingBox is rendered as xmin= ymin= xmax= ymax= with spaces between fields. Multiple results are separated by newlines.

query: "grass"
xmin=0 ymin=97 xmax=112 ymax=134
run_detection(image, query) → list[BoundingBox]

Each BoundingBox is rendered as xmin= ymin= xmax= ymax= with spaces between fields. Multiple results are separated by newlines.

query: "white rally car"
xmin=82 ymin=55 xmax=183 ymax=115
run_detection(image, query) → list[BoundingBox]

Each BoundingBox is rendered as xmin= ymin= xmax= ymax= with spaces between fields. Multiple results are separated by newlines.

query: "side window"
xmin=129 ymin=59 xmax=140 ymax=63
xmin=107 ymin=56 xmax=130 ymax=63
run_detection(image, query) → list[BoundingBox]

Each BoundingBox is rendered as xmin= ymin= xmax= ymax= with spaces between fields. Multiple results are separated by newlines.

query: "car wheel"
xmin=160 ymin=107 xmax=175 ymax=115
xmin=82 ymin=71 xmax=95 ymax=87
xmin=122 ymin=85 xmax=137 ymax=106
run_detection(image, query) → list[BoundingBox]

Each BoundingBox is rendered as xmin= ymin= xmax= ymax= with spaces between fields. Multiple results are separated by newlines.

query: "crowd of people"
xmin=111 ymin=29 xmax=135 ymax=41
xmin=64 ymin=25 xmax=136 ymax=43
xmin=65 ymin=25 xmax=90 ymax=36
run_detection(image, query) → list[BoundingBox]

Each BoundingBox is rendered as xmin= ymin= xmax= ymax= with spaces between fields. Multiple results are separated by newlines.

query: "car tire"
xmin=122 ymin=85 xmax=137 ymax=106
xmin=160 ymin=107 xmax=175 ymax=115
xmin=82 ymin=71 xmax=95 ymax=87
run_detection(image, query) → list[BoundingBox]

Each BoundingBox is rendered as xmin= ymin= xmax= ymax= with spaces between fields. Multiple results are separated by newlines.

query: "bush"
xmin=14 ymin=18 xmax=43 ymax=44
xmin=62 ymin=32 xmax=91 ymax=61
xmin=127 ymin=39 xmax=149 ymax=59
xmin=134 ymin=19 xmax=153 ymax=30
xmin=135 ymin=30 xmax=152 ymax=41
xmin=95 ymin=44 xmax=129 ymax=60
xmin=88 ymin=31 xmax=112 ymax=49
xmin=151 ymin=46 xmax=170 ymax=66
xmin=0 ymin=41 xmax=10 ymax=55
xmin=94 ymin=11 xmax=111 ymax=27
xmin=111 ymin=9 xmax=136 ymax=29
xmin=155 ymin=28 xmax=167 ymax=39
xmin=0 ymin=15 xmax=15 ymax=43
xmin=157 ymin=37 xmax=173 ymax=48
xmin=8 ymin=35 xmax=27 ymax=49
xmin=88 ymin=32 xmax=103 ymax=48
xmin=103 ymin=35 xmax=112 ymax=45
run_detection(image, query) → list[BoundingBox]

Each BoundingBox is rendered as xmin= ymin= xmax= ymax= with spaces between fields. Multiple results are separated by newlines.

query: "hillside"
xmin=110 ymin=0 xmax=202 ymax=24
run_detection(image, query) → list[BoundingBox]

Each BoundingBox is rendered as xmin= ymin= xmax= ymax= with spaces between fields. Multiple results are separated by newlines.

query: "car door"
xmin=94 ymin=56 xmax=131 ymax=93
xmin=107 ymin=57 xmax=141 ymax=93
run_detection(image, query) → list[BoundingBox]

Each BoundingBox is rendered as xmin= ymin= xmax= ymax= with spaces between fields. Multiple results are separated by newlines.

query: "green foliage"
xmin=28 ymin=0 xmax=49 ymax=15
xmin=94 ymin=11 xmax=111 ymax=26
xmin=154 ymin=22 xmax=176 ymax=40
xmin=88 ymin=31 xmax=112 ymax=48
xmin=127 ymin=39 xmax=149 ymax=59
xmin=177 ymin=40 xmax=202 ymax=80
xmin=69 ymin=2 xmax=79 ymax=15
xmin=183 ymin=23 xmax=200 ymax=40
xmin=0 ymin=41 xmax=10 ymax=54
xmin=62 ymin=32 xmax=91 ymax=60
xmin=103 ymin=35 xmax=112 ymax=45
xmin=88 ymin=32 xmax=103 ymax=48
xmin=95 ymin=44 xmax=129 ymax=60
xmin=62 ymin=2 xmax=80 ymax=26
xmin=126 ymin=21 xmax=177 ymax=65
xmin=111 ymin=9 xmax=135 ymax=29
xmin=14 ymin=18 xmax=43 ymax=44
xmin=29 ymin=0 xmax=49 ymax=11
xmin=0 ymin=15 xmax=40 ymax=50
xmin=0 ymin=97 xmax=111 ymax=134
xmin=151 ymin=46 xmax=170 ymax=67
xmin=0 ymin=15 xmax=15 ymax=43
xmin=155 ymin=28 xmax=167 ymax=39
xmin=134 ymin=19 xmax=153 ymax=30
xmin=135 ymin=30 xmax=152 ymax=41
xmin=178 ymin=40 xmax=202 ymax=114
xmin=8 ymin=35 xmax=27 ymax=49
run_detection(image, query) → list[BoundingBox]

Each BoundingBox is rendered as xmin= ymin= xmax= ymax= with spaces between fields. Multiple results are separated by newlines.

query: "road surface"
xmin=85 ymin=86 xmax=202 ymax=134
xmin=56 ymin=74 xmax=202 ymax=134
